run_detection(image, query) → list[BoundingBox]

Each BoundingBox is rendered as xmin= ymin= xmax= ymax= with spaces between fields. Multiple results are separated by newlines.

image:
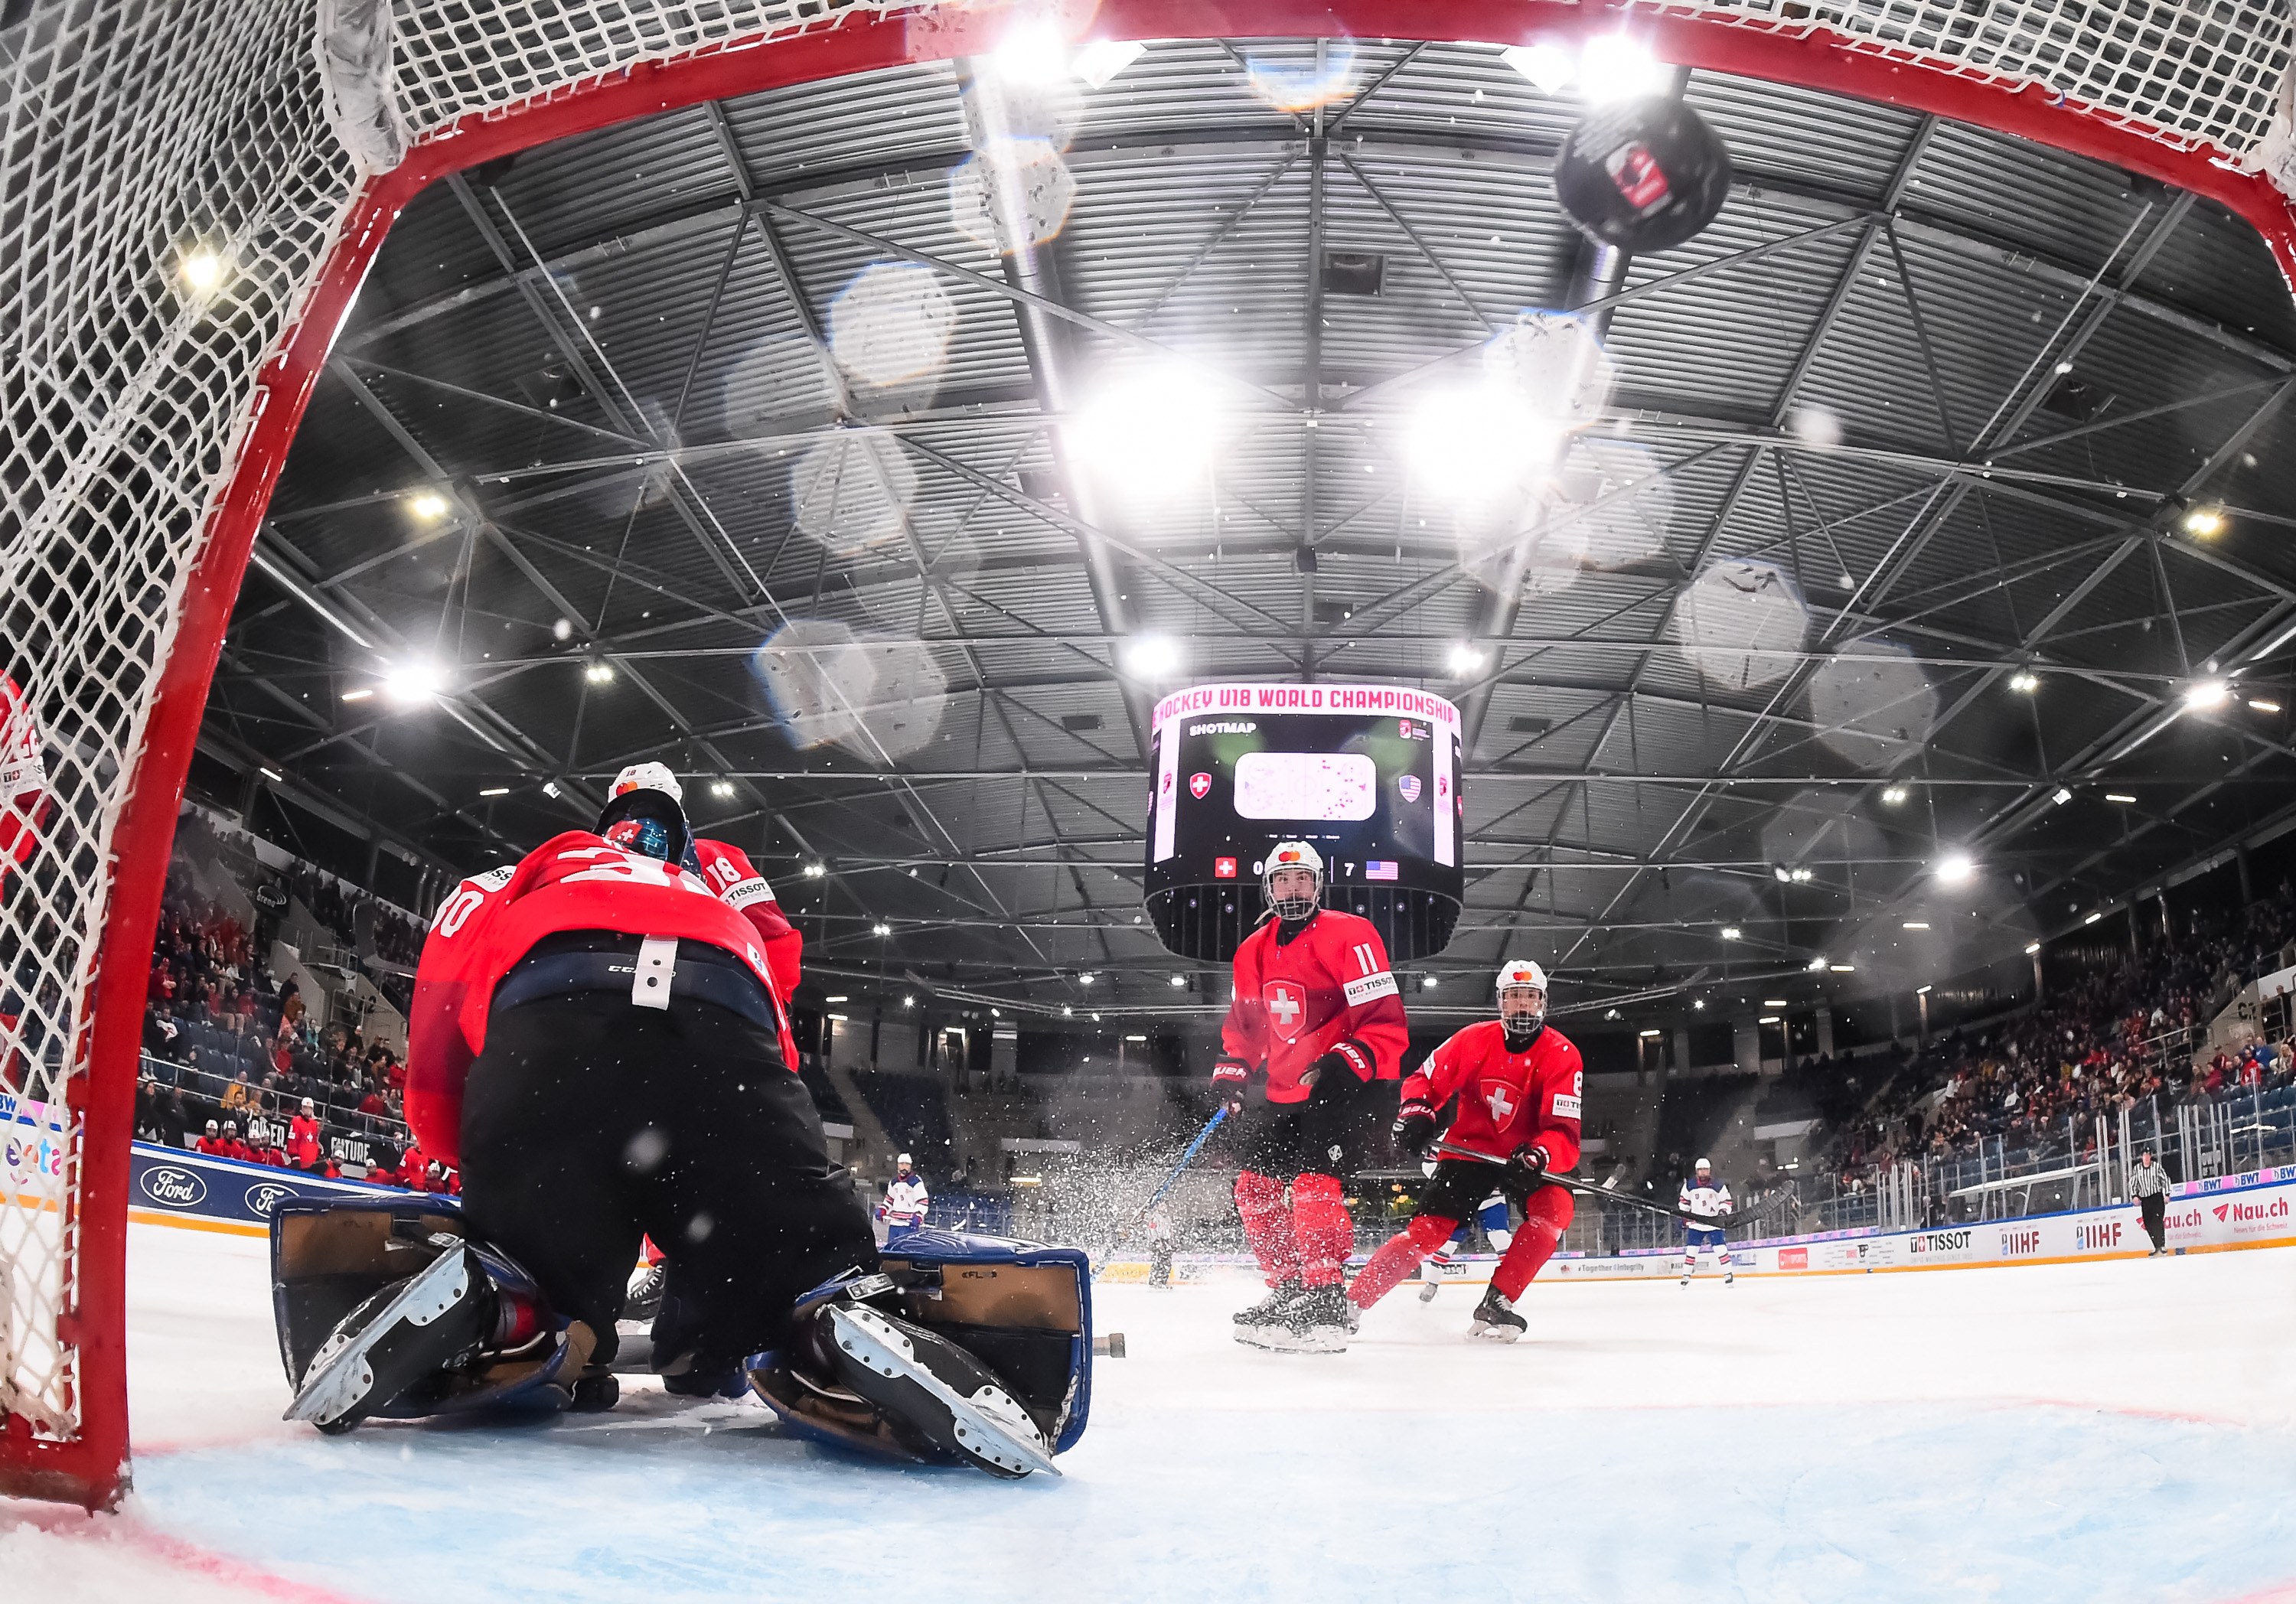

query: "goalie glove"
xmin=1211 ymin=1056 xmax=1252 ymax=1113
xmin=1391 ymin=1098 xmax=1437 ymax=1158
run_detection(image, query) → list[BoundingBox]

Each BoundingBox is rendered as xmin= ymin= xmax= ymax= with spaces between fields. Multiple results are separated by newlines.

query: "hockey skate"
xmin=1468 ymin=1287 xmax=1526 ymax=1342
xmin=1417 ymin=1280 xmax=1440 ymax=1303
xmin=1724 ymin=1270 xmax=1735 ymax=1285
xmin=809 ymin=1303 xmax=1059 ymax=1478
xmin=624 ymin=1259 xmax=667 ymax=1325
xmin=1232 ymin=1278 xmax=1305 ymax=1328
xmin=285 ymin=1241 xmax=494 ymax=1433
xmin=1236 ymin=1283 xmax=1350 ymax=1354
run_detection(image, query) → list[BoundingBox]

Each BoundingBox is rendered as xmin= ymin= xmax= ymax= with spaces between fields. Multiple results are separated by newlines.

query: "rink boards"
xmin=1101 ymin=1163 xmax=2296 ymax=1284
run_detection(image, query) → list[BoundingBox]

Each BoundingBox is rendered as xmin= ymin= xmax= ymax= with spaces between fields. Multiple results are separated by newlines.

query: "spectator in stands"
xmin=2131 ymin=1149 xmax=2172 ymax=1256
xmin=289 ymin=1096 xmax=322 ymax=1169
xmin=220 ymin=1069 xmax=253 ymax=1117
xmin=157 ymin=1087 xmax=189 ymax=1149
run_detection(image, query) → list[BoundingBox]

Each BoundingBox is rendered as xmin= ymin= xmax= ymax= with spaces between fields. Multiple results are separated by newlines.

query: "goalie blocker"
xmin=271 ymin=1202 xmax=1091 ymax=1478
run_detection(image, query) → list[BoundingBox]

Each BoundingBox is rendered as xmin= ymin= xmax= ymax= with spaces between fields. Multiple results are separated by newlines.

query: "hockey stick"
xmin=1091 ymin=1107 xmax=1228 ymax=1280
xmin=1427 ymin=1140 xmax=1774 ymax=1231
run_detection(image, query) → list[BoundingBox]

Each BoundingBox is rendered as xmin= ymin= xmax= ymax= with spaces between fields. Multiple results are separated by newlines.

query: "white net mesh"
xmin=1655 ymin=0 xmax=2292 ymax=154
xmin=0 ymin=0 xmax=2284 ymax=1486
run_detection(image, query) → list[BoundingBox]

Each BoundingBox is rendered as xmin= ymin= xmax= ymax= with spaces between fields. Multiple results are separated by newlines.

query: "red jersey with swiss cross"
xmin=406 ymin=832 xmax=801 ymax=1162
xmin=0 ymin=675 xmax=45 ymax=870
xmin=1221 ymin=908 xmax=1409 ymax=1104
xmin=1401 ymin=1019 xmax=1583 ymax=1170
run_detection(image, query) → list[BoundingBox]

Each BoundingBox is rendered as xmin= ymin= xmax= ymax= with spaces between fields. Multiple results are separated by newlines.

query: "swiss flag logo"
xmin=1215 ymin=856 xmax=1238 ymax=879
xmin=1264 ymin=980 xmax=1306 ymax=1040
xmin=1190 ymin=771 xmax=1212 ymax=800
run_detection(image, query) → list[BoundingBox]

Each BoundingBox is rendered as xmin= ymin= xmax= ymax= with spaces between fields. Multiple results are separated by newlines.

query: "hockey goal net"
xmin=0 ymin=0 xmax=2288 ymax=1511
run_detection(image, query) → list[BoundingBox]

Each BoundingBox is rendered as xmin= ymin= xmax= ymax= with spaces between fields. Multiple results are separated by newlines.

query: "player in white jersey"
xmin=1679 ymin=1157 xmax=1733 ymax=1285
xmin=878 ymin=1152 xmax=930 ymax=1240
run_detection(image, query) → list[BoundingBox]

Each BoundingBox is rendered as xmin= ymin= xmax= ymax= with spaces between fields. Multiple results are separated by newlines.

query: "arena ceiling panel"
xmin=204 ymin=35 xmax=2296 ymax=1021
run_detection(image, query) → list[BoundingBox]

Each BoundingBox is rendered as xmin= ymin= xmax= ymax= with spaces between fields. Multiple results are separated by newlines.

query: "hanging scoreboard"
xmin=1143 ymin=683 xmax=1466 ymax=962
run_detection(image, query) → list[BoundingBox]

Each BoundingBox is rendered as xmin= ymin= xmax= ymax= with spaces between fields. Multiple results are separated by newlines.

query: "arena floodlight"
xmin=382 ymin=660 xmax=442 ymax=705
xmin=1830 ymin=963 xmax=1855 ymax=973
xmin=1881 ymin=786 xmax=1907 ymax=804
xmin=2086 ymin=911 xmax=2102 ymax=924
xmin=179 ymin=249 xmax=223 ymax=292
xmin=1069 ymin=366 xmax=1222 ymax=501
xmin=408 ymin=492 xmax=449 ymax=520
xmin=1122 ymin=634 xmax=1182 ymax=678
xmin=2024 ymin=943 xmax=2042 ymax=955
xmin=583 ymin=660 xmax=615 ymax=685
xmin=1167 ymin=974 xmax=1187 ymax=988
xmin=340 ymin=687 xmax=371 ymax=703
xmin=2007 ymin=671 xmax=2039 ymax=693
xmin=2105 ymin=794 xmax=2136 ymax=804
xmin=1719 ymin=927 xmax=1740 ymax=940
xmin=1405 ymin=386 xmax=1557 ymax=504
xmin=2053 ymin=787 xmax=2073 ymax=804
xmin=1758 ymin=1016 xmax=1780 ymax=1025
xmin=1935 ymin=853 xmax=1975 ymax=884
xmin=1807 ymin=955 xmax=1828 ymax=971
xmin=2182 ymin=504 xmax=2227 ymax=537
xmin=872 ymin=922 xmax=892 ymax=937
xmin=1078 ymin=973 xmax=1095 ymax=986
xmin=1498 ymin=39 xmax=1577 ymax=94
xmin=478 ymin=786 xmax=509 ymax=797
xmin=1763 ymin=999 xmax=1788 ymax=1008
xmin=2185 ymin=679 xmax=2231 ymax=709
xmin=1446 ymin=643 xmax=1487 ymax=676
xmin=1639 ymin=1028 xmax=1662 ymax=1038
xmin=1904 ymin=921 xmax=1929 ymax=930
xmin=2250 ymin=699 xmax=2281 ymax=712
xmin=1575 ymin=34 xmax=1671 ymax=102
xmin=990 ymin=21 xmax=1070 ymax=85
xmin=1917 ymin=984 xmax=1935 ymax=995
xmin=803 ymin=861 xmax=827 ymax=877
xmin=709 ymin=780 xmax=735 ymax=799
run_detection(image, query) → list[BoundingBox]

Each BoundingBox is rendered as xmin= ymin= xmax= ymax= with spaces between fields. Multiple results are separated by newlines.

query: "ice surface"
xmin=6 ymin=1223 xmax=2296 ymax=1602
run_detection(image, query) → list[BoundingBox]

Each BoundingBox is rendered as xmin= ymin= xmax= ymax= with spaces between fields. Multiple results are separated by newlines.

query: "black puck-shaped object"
xmin=1554 ymin=96 xmax=1732 ymax=254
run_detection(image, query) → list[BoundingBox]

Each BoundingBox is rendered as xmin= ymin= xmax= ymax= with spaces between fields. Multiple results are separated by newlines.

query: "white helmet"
xmin=1696 ymin=1156 xmax=1713 ymax=1172
xmin=1262 ymin=841 xmax=1325 ymax=921
xmin=609 ymin=761 xmax=683 ymax=804
xmin=1496 ymin=959 xmax=1549 ymax=1047
xmin=897 ymin=1152 xmax=913 ymax=1166
xmin=1495 ymin=960 xmax=1549 ymax=995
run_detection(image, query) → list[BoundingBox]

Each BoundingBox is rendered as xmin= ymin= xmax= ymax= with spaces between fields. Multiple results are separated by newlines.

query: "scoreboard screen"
xmin=1143 ymin=683 xmax=1465 ymax=962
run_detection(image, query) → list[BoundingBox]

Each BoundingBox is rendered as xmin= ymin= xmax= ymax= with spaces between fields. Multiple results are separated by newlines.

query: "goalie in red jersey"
xmin=1215 ymin=842 xmax=1408 ymax=1354
xmin=1346 ymin=960 xmax=1582 ymax=1342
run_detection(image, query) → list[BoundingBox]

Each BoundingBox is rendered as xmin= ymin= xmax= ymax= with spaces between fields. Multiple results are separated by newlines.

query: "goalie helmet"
xmin=596 ymin=761 xmax=695 ymax=868
xmin=1262 ymin=841 xmax=1325 ymax=922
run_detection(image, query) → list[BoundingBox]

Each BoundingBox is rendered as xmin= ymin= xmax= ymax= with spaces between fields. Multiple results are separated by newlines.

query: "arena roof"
xmin=200 ymin=34 xmax=2296 ymax=1023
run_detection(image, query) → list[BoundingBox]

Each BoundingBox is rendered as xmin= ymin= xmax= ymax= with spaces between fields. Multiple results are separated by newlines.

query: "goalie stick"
xmin=1427 ymin=1140 xmax=1788 ymax=1233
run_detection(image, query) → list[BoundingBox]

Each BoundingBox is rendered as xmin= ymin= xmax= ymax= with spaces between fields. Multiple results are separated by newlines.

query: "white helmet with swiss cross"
xmin=1496 ymin=959 xmax=1549 ymax=1049
xmin=1262 ymin=841 xmax=1325 ymax=922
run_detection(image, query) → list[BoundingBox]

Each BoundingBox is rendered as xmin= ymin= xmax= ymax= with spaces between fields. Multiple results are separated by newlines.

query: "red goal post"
xmin=0 ymin=0 xmax=2288 ymax=1511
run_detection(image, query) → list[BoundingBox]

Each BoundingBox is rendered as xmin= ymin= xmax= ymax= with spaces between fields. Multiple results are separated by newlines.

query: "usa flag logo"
xmin=1397 ymin=775 xmax=1421 ymax=803
xmin=1365 ymin=860 xmax=1399 ymax=881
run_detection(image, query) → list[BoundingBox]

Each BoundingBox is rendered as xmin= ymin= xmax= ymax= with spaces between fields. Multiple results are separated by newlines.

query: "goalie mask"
xmin=1262 ymin=841 xmax=1325 ymax=923
xmin=597 ymin=762 xmax=696 ymax=869
xmin=1496 ymin=959 xmax=1549 ymax=1051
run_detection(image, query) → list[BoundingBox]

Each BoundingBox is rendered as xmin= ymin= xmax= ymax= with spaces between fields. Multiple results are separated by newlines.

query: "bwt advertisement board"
xmin=1143 ymin=683 xmax=1466 ymax=962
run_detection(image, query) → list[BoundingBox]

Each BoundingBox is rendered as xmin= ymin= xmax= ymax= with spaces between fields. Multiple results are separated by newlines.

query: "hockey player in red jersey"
xmin=1216 ymin=842 xmax=1408 ymax=1353
xmin=289 ymin=764 xmax=876 ymax=1423
xmin=1347 ymin=960 xmax=1582 ymax=1342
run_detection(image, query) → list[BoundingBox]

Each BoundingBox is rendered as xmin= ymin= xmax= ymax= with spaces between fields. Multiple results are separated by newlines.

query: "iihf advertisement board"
xmin=1145 ymin=683 xmax=1465 ymax=901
